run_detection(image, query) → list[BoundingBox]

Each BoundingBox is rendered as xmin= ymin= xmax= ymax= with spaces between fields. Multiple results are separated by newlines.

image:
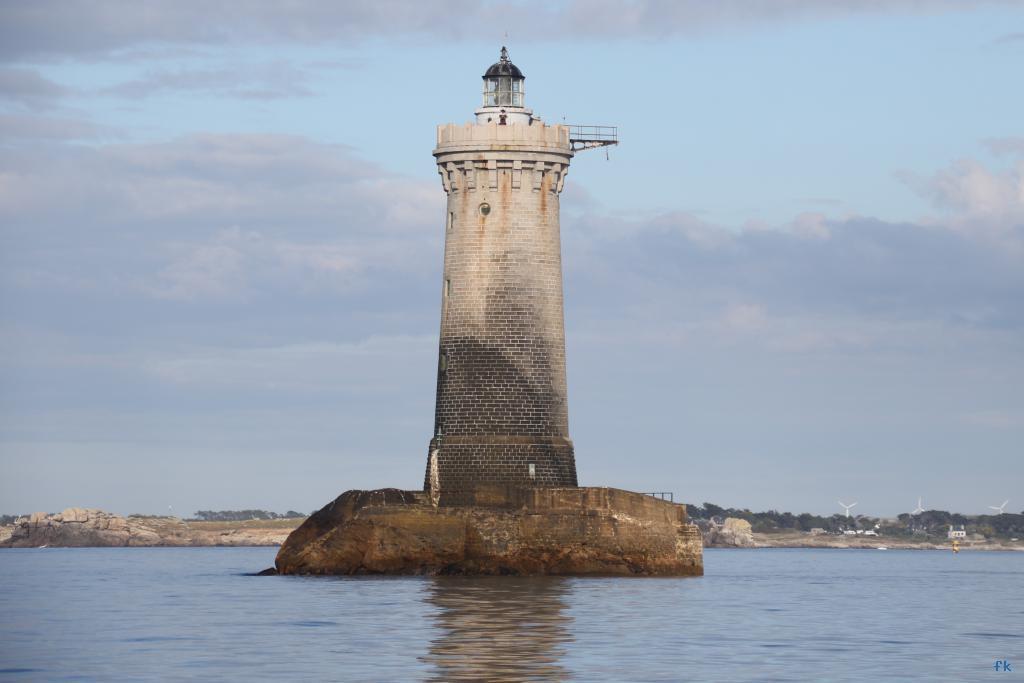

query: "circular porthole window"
xmin=479 ymin=202 xmax=491 ymax=216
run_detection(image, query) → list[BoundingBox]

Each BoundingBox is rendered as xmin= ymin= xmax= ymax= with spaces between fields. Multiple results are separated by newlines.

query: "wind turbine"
xmin=912 ymin=497 xmax=925 ymax=515
xmin=988 ymin=500 xmax=1009 ymax=514
xmin=838 ymin=500 xmax=858 ymax=518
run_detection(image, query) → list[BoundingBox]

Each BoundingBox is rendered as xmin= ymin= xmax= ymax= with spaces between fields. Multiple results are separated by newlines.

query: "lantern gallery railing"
xmin=566 ymin=124 xmax=619 ymax=151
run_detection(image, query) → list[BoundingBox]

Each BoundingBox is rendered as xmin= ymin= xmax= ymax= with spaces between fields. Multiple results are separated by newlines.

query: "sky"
xmin=1 ymin=1 xmax=1022 ymax=518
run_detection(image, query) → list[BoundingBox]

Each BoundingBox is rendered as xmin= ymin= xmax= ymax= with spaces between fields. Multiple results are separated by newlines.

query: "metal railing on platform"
xmin=642 ymin=491 xmax=675 ymax=502
xmin=566 ymin=124 xmax=618 ymax=151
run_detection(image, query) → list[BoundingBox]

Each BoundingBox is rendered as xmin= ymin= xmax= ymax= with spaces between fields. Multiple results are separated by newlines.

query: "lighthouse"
xmin=275 ymin=49 xmax=702 ymax=576
xmin=425 ymin=48 xmax=616 ymax=501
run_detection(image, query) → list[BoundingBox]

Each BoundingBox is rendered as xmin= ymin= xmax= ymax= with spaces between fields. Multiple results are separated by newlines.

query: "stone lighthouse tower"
xmin=425 ymin=48 xmax=613 ymax=501
xmin=275 ymin=49 xmax=702 ymax=577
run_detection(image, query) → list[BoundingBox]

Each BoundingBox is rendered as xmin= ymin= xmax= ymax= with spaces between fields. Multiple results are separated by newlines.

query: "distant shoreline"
xmin=744 ymin=531 xmax=1023 ymax=552
xmin=4 ymin=512 xmax=1023 ymax=551
xmin=1 ymin=510 xmax=304 ymax=548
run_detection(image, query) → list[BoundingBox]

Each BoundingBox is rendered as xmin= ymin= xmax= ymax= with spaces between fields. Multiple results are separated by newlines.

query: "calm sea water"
xmin=0 ymin=547 xmax=1021 ymax=682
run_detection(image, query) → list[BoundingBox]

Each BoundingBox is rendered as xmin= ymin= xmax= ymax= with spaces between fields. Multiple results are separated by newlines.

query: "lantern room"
xmin=482 ymin=46 xmax=525 ymax=108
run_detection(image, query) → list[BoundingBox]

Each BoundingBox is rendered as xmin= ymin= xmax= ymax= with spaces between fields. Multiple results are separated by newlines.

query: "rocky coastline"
xmin=1 ymin=508 xmax=296 ymax=548
xmin=700 ymin=517 xmax=757 ymax=547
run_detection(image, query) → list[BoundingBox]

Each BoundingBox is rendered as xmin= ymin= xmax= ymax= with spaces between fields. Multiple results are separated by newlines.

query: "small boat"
xmin=876 ymin=546 xmax=888 ymax=550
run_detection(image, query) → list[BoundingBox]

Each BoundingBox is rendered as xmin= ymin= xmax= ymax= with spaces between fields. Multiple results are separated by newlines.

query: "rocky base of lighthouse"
xmin=274 ymin=486 xmax=703 ymax=576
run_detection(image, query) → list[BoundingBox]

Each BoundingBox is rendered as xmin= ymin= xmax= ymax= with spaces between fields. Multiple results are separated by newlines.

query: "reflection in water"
xmin=422 ymin=577 xmax=574 ymax=682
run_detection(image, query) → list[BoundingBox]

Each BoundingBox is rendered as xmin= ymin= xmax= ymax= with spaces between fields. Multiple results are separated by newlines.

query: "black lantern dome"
xmin=482 ymin=47 xmax=525 ymax=108
xmin=483 ymin=46 xmax=525 ymax=79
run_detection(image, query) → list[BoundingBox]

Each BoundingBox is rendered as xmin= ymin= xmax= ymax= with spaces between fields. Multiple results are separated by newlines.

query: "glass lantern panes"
xmin=482 ymin=76 xmax=524 ymax=108
xmin=484 ymin=78 xmax=498 ymax=106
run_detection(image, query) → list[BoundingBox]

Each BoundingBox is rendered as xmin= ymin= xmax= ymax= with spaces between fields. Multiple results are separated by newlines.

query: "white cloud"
xmin=150 ymin=227 xmax=411 ymax=301
xmin=100 ymin=62 xmax=314 ymax=100
xmin=145 ymin=334 xmax=433 ymax=392
xmin=927 ymin=159 xmax=1024 ymax=223
xmin=0 ymin=133 xmax=442 ymax=302
xmin=563 ymin=187 xmax=1024 ymax=360
xmin=902 ymin=150 xmax=1024 ymax=253
xmin=721 ymin=303 xmax=767 ymax=334
xmin=0 ymin=1 xmax=1013 ymax=60
xmin=789 ymin=212 xmax=831 ymax=240
xmin=154 ymin=232 xmax=249 ymax=301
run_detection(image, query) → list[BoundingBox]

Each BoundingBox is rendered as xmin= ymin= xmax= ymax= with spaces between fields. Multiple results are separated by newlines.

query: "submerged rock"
xmin=275 ymin=487 xmax=704 ymax=576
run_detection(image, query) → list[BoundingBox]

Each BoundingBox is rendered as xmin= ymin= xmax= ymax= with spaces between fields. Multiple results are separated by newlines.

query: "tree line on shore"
xmin=190 ymin=510 xmax=306 ymax=521
xmin=686 ymin=503 xmax=1024 ymax=539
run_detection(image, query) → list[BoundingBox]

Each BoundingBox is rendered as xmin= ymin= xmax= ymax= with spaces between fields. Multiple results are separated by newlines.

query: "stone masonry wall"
xmin=425 ymin=122 xmax=578 ymax=495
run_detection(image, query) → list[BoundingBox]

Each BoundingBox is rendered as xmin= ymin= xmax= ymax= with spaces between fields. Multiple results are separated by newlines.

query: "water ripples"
xmin=0 ymin=547 xmax=1020 ymax=681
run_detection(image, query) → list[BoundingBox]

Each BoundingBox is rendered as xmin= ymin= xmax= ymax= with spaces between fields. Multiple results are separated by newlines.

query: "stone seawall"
xmin=274 ymin=487 xmax=703 ymax=576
